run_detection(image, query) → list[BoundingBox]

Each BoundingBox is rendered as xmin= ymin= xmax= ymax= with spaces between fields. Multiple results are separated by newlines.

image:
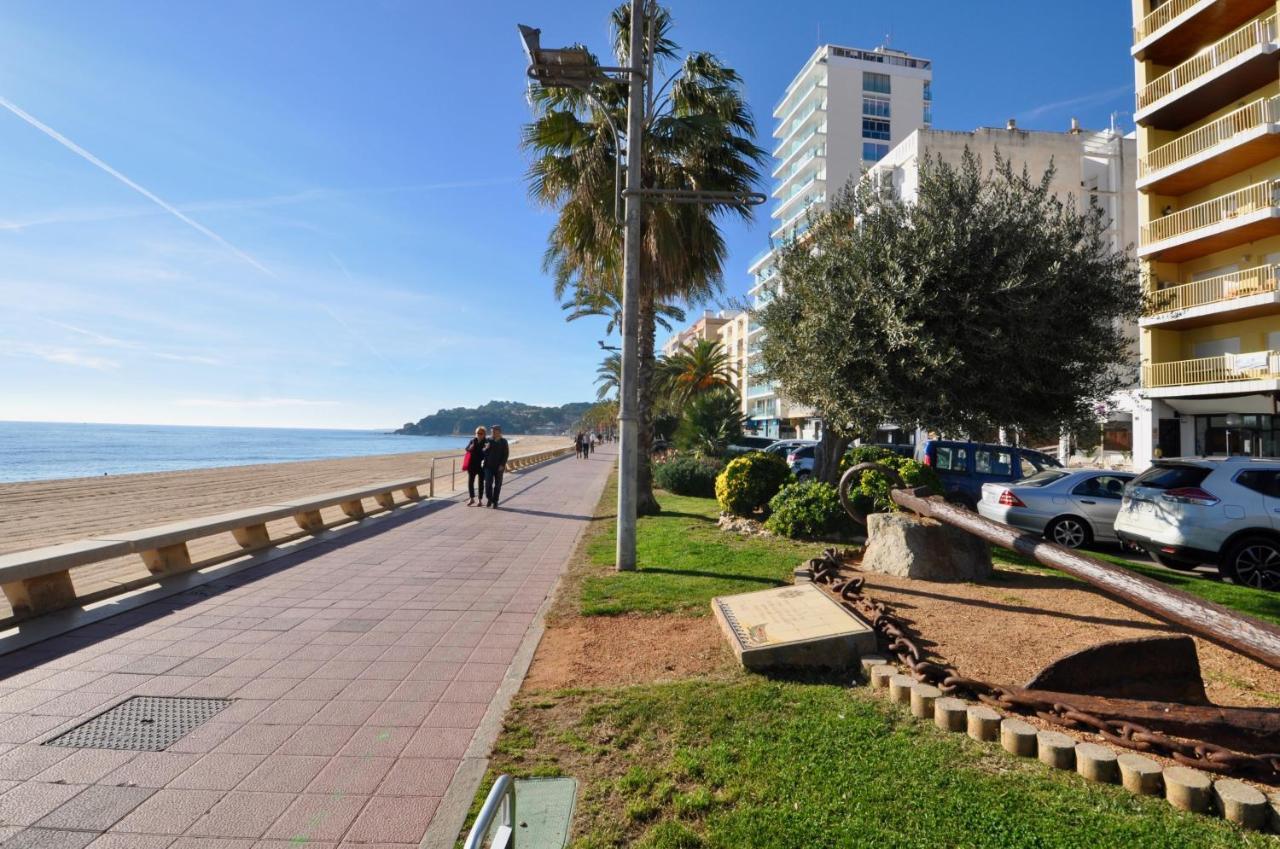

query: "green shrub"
xmin=839 ymin=445 xmax=942 ymax=514
xmin=764 ymin=480 xmax=850 ymax=538
xmin=653 ymin=453 xmax=724 ymax=498
xmin=715 ymin=451 xmax=793 ymax=517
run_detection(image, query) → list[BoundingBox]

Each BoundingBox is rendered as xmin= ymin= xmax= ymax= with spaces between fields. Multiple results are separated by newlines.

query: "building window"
xmin=862 ymin=118 xmax=890 ymax=140
xmin=923 ymin=80 xmax=932 ymax=102
xmin=923 ymin=104 xmax=932 ymax=126
xmin=862 ymin=96 xmax=890 ymax=118
xmin=863 ymin=72 xmax=891 ymax=94
xmin=862 ymin=142 xmax=889 ymax=161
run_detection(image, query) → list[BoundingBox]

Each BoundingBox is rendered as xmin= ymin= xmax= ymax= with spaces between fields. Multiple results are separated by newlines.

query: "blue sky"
xmin=0 ymin=1 xmax=1135 ymax=429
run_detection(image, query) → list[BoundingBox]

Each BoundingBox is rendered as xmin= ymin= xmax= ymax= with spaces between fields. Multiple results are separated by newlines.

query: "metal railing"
xmin=772 ymin=141 xmax=825 ymax=179
xmin=1146 ymin=262 xmax=1280 ymax=314
xmin=1140 ymin=96 xmax=1280 ymax=177
xmin=774 ymin=77 xmax=826 ymax=120
xmin=1141 ymin=178 xmax=1280 ymax=246
xmin=1137 ymin=13 xmax=1276 ymax=111
xmin=464 ymin=775 xmax=515 ymax=849
xmin=772 ymin=102 xmax=826 ymax=153
xmin=1143 ymin=350 xmax=1280 ymax=388
xmin=1133 ymin=0 xmax=1200 ymax=43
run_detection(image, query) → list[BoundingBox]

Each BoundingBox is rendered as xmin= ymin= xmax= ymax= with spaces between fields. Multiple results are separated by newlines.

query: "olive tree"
xmin=757 ymin=149 xmax=1141 ymax=484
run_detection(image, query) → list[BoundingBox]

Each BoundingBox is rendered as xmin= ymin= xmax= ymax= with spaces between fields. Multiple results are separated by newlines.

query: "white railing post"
xmin=464 ymin=775 xmax=515 ymax=849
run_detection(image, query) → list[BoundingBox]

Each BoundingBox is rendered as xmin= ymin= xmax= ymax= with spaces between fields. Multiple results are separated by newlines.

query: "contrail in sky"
xmin=0 ymin=94 xmax=274 ymax=276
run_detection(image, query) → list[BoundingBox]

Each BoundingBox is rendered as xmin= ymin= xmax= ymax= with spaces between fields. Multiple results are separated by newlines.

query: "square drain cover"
xmin=44 ymin=696 xmax=231 ymax=751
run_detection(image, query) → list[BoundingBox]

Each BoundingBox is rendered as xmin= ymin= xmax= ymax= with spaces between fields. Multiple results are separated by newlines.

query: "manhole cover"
xmin=44 ymin=696 xmax=231 ymax=751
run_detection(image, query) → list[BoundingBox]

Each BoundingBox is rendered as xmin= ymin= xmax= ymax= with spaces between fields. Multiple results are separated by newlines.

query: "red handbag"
xmin=462 ymin=449 xmax=471 ymax=472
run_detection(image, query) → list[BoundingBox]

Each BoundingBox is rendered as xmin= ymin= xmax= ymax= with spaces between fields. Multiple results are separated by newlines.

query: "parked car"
xmin=767 ymin=439 xmax=815 ymax=457
xmin=787 ymin=444 xmax=816 ymax=479
xmin=1115 ymin=457 xmax=1280 ymax=590
xmin=726 ymin=435 xmax=778 ymax=456
xmin=915 ymin=439 xmax=1063 ymax=508
xmin=978 ymin=469 xmax=1135 ymax=549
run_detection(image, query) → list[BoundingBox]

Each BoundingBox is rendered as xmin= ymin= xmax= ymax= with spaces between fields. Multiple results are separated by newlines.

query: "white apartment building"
xmin=746 ymin=43 xmax=933 ymax=439
xmin=866 ymin=122 xmax=1143 ymax=465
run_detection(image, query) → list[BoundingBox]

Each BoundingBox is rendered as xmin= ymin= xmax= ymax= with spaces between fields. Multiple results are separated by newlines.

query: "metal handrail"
xmin=1137 ymin=13 xmax=1277 ymax=111
xmin=1133 ymin=0 xmax=1199 ymax=43
xmin=465 ymin=775 xmax=516 ymax=849
xmin=1139 ymin=95 xmax=1280 ymax=177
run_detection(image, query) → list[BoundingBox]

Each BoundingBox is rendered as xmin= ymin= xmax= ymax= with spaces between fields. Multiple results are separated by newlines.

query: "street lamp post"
xmin=520 ymin=4 xmax=764 ymax=572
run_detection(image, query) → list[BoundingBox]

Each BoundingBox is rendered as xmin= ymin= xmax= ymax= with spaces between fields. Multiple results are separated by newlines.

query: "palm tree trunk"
xmin=636 ymin=295 xmax=662 ymax=515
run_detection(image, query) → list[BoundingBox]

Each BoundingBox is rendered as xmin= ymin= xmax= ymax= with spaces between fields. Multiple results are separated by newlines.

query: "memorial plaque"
xmin=712 ymin=583 xmax=877 ymax=671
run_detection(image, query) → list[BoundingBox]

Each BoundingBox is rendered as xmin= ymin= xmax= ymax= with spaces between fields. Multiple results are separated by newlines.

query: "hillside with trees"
xmin=396 ymin=400 xmax=594 ymax=436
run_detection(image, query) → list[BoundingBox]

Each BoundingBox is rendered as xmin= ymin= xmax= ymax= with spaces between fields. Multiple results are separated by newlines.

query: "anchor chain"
xmin=807 ymin=548 xmax=1280 ymax=784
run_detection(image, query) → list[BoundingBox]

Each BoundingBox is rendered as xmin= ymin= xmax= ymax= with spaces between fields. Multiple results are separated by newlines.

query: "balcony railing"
xmin=1147 ymin=263 xmax=1280 ymax=315
xmin=773 ymin=100 xmax=826 ymax=145
xmin=774 ymin=121 xmax=826 ymax=160
xmin=1136 ymin=13 xmax=1276 ymax=111
xmin=1140 ymin=96 xmax=1280 ymax=177
xmin=1144 ymin=350 xmax=1280 ymax=388
xmin=1134 ymin=0 xmax=1200 ymax=43
xmin=775 ymin=78 xmax=826 ymax=121
xmin=1141 ymin=179 xmax=1280 ymax=246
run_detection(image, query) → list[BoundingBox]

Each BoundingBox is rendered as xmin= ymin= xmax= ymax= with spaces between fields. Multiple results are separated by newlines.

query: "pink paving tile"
xmin=0 ymin=780 xmax=85 ymax=826
xmin=35 ymin=783 xmax=155 ymax=831
xmin=440 ymin=679 xmax=500 ymax=703
xmin=229 ymin=679 xmax=295 ymax=700
xmin=468 ymin=646 xmax=519 ymax=665
xmin=187 ymin=790 xmax=294 ymax=838
xmin=86 ymin=833 xmax=176 ymax=848
xmin=275 ymin=724 xmax=358 ymax=757
xmin=453 ymin=663 xmax=507 ymax=683
xmin=262 ymin=792 xmax=368 ymax=841
xmin=343 ymin=795 xmax=438 ymax=844
xmin=33 ymin=748 xmax=137 ymax=784
xmin=304 ymin=757 xmax=395 ymax=795
xmin=332 ymin=680 xmax=397 ymax=702
xmin=309 ymin=701 xmax=379 ymax=726
xmin=180 ymin=677 xmax=253 ymax=699
xmin=235 ymin=755 xmax=327 ymax=792
xmin=280 ymin=679 xmax=346 ymax=701
xmin=421 ymin=645 xmax=471 ymax=663
xmin=167 ymin=836 xmax=256 ymax=848
xmin=0 ymin=745 xmax=74 ymax=780
xmin=113 ymin=788 xmax=224 ymax=834
xmin=421 ymin=701 xmax=489 ymax=729
xmin=164 ymin=721 xmax=240 ymax=755
xmin=401 ymin=727 xmax=473 ymax=759
xmin=375 ymin=758 xmax=459 ymax=797
xmin=250 ymin=700 xmax=326 ymax=726
xmin=169 ymin=753 xmax=266 ymax=790
xmin=101 ymin=752 xmax=200 ymax=788
xmin=0 ymin=690 xmax=59 ymax=713
xmin=405 ymin=662 xmax=462 ymax=682
xmin=386 ymin=680 xmax=448 ymax=702
xmin=209 ymin=724 xmax=298 ymax=756
xmin=362 ymin=701 xmax=433 ymax=727
xmin=0 ymin=714 xmax=73 ymax=745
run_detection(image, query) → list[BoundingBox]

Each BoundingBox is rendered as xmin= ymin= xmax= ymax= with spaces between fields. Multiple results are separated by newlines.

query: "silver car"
xmin=977 ymin=469 xmax=1135 ymax=549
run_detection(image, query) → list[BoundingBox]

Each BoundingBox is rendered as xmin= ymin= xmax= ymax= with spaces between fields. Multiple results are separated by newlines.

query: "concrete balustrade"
xmin=0 ymin=445 xmax=575 ymax=620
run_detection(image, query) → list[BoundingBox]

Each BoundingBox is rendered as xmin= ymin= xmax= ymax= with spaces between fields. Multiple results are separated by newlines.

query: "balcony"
xmin=771 ymin=197 xmax=824 ymax=241
xmin=772 ymin=139 xmax=825 ymax=180
xmin=774 ymin=178 xmax=826 ymax=219
xmin=1143 ymin=350 xmax=1280 ymax=395
xmin=1139 ymin=179 xmax=1280 ymax=263
xmin=1133 ymin=0 xmax=1275 ymax=65
xmin=772 ymin=99 xmax=826 ymax=147
xmin=1135 ymin=13 xmax=1279 ymax=130
xmin=1143 ymin=263 xmax=1280 ymax=328
xmin=773 ymin=114 xmax=826 ymax=158
xmin=1138 ymin=96 xmax=1280 ymax=195
xmin=773 ymin=78 xmax=826 ymax=121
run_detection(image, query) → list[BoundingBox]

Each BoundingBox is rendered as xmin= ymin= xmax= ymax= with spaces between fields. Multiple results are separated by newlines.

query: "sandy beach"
xmin=0 ymin=435 xmax=569 ymax=618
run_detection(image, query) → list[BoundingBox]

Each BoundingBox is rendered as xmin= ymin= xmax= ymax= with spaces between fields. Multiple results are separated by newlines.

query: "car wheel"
xmin=795 ymin=471 xmax=811 ymax=482
xmin=1152 ymin=552 xmax=1200 ymax=571
xmin=1221 ymin=536 xmax=1280 ymax=591
xmin=1047 ymin=516 xmax=1092 ymax=549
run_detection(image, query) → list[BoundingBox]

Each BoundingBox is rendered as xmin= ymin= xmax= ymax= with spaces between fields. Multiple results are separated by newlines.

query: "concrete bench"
xmin=0 ymin=446 xmax=574 ymax=620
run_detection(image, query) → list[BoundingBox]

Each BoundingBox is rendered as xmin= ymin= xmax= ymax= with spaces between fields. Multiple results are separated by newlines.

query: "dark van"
xmin=915 ymin=440 xmax=1063 ymax=508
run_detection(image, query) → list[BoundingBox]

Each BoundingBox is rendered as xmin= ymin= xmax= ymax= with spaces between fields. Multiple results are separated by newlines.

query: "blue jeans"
xmin=484 ymin=467 xmax=504 ymax=504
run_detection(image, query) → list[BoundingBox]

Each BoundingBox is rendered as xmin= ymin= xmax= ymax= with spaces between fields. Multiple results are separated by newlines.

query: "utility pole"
xmin=615 ymin=0 xmax=645 ymax=571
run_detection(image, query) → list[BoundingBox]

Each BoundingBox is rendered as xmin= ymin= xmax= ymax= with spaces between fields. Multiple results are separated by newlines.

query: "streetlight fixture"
xmin=519 ymin=3 xmax=764 ymax=572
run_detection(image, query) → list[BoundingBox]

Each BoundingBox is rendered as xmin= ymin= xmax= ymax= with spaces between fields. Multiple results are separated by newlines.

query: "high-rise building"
xmin=1131 ymin=1 xmax=1280 ymax=460
xmin=746 ymin=44 xmax=933 ymax=439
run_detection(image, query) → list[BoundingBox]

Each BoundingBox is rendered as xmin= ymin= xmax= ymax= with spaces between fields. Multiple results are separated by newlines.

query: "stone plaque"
xmin=712 ymin=583 xmax=876 ymax=671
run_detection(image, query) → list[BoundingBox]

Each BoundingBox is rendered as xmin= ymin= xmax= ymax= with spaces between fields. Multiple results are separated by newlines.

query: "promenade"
xmin=0 ymin=445 xmax=613 ymax=848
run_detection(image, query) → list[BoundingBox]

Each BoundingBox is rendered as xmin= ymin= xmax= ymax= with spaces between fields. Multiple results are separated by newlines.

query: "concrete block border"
xmin=855 ymin=658 xmax=1280 ymax=834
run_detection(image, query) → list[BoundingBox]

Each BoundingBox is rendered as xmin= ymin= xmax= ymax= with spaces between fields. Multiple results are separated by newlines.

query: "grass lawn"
xmin=487 ymin=679 xmax=1272 ymax=849
xmin=991 ymin=546 xmax=1280 ymax=626
xmin=579 ymin=490 xmax=840 ymax=616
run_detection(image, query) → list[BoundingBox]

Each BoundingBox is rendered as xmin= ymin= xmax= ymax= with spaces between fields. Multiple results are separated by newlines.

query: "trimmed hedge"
xmin=765 ymin=480 xmax=850 ymax=538
xmin=653 ymin=453 xmax=724 ymax=498
xmin=715 ymin=451 xmax=793 ymax=517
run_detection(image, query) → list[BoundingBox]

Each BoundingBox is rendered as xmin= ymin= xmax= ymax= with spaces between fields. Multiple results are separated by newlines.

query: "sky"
xmin=0 ymin=1 xmax=1137 ymax=430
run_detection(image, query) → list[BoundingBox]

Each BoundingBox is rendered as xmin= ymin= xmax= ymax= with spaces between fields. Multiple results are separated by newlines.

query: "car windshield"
xmin=1130 ymin=464 xmax=1210 ymax=490
xmin=1019 ymin=470 xmax=1069 ymax=487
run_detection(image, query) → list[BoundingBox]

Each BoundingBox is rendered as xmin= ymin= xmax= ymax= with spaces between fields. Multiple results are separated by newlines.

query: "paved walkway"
xmin=0 ymin=446 xmax=614 ymax=848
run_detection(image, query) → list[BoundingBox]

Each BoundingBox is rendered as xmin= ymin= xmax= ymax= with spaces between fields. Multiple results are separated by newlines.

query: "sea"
xmin=0 ymin=421 xmax=470 ymax=484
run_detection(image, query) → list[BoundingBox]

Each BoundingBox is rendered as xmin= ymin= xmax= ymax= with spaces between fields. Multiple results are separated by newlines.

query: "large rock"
xmin=861 ymin=512 xmax=992 ymax=581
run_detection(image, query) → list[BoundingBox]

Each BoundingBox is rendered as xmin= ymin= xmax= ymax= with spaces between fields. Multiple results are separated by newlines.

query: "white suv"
xmin=1114 ymin=457 xmax=1280 ymax=591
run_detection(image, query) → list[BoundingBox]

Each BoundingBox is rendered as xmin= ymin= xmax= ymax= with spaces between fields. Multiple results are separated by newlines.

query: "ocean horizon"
xmin=0 ymin=420 xmax=471 ymax=484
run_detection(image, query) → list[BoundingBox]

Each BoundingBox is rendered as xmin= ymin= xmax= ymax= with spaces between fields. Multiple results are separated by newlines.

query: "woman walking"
xmin=464 ymin=426 xmax=487 ymax=506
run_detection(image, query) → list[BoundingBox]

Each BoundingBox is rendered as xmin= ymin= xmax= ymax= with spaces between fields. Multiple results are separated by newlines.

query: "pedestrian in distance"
xmin=485 ymin=424 xmax=510 ymax=508
xmin=573 ymin=431 xmax=582 ymax=459
xmin=463 ymin=426 xmax=487 ymax=506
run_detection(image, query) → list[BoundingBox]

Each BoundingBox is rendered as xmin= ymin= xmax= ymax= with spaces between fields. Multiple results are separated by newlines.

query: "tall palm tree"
xmin=560 ymin=284 xmax=685 ymax=336
xmin=595 ymin=352 xmax=621 ymax=401
xmin=523 ymin=2 xmax=764 ymax=513
xmin=659 ymin=338 xmax=737 ymax=408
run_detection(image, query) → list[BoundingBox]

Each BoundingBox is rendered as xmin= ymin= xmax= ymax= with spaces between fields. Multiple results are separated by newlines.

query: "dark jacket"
xmin=486 ymin=437 xmax=510 ymax=469
xmin=465 ymin=437 xmax=486 ymax=470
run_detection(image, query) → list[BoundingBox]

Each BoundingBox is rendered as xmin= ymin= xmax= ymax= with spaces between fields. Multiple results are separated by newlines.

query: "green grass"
xmin=580 ymin=491 xmax=838 ymax=616
xmin=477 ymin=678 xmax=1273 ymax=848
xmin=991 ymin=546 xmax=1280 ymax=626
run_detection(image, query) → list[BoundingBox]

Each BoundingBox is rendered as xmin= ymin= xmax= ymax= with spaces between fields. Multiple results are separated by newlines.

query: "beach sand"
xmin=0 ymin=435 xmax=570 ymax=618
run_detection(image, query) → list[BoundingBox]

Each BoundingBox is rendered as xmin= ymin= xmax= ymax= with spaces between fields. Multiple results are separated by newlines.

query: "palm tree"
xmin=523 ymin=2 xmax=764 ymax=514
xmin=659 ymin=338 xmax=737 ymax=408
xmin=595 ymin=352 xmax=621 ymax=401
xmin=560 ymin=284 xmax=685 ymax=337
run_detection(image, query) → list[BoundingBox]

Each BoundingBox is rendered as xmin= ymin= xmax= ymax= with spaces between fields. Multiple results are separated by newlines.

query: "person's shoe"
xmin=467 ymin=498 xmax=475 ymax=506
xmin=491 ymin=502 xmax=498 ymax=509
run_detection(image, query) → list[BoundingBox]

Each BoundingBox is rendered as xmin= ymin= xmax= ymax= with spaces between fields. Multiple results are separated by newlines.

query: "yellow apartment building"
xmin=1132 ymin=0 xmax=1280 ymax=460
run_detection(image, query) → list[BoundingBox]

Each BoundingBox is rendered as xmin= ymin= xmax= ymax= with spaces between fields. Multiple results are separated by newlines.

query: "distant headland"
xmin=396 ymin=400 xmax=593 ymax=436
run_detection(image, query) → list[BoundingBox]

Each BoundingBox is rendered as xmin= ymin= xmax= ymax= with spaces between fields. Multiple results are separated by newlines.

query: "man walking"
xmin=485 ymin=424 xmax=510 ymax=508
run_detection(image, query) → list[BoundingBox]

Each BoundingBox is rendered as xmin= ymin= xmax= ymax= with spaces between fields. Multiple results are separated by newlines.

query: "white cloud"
xmin=0 ymin=340 xmax=121 ymax=371
xmin=1016 ymin=84 xmax=1132 ymax=122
